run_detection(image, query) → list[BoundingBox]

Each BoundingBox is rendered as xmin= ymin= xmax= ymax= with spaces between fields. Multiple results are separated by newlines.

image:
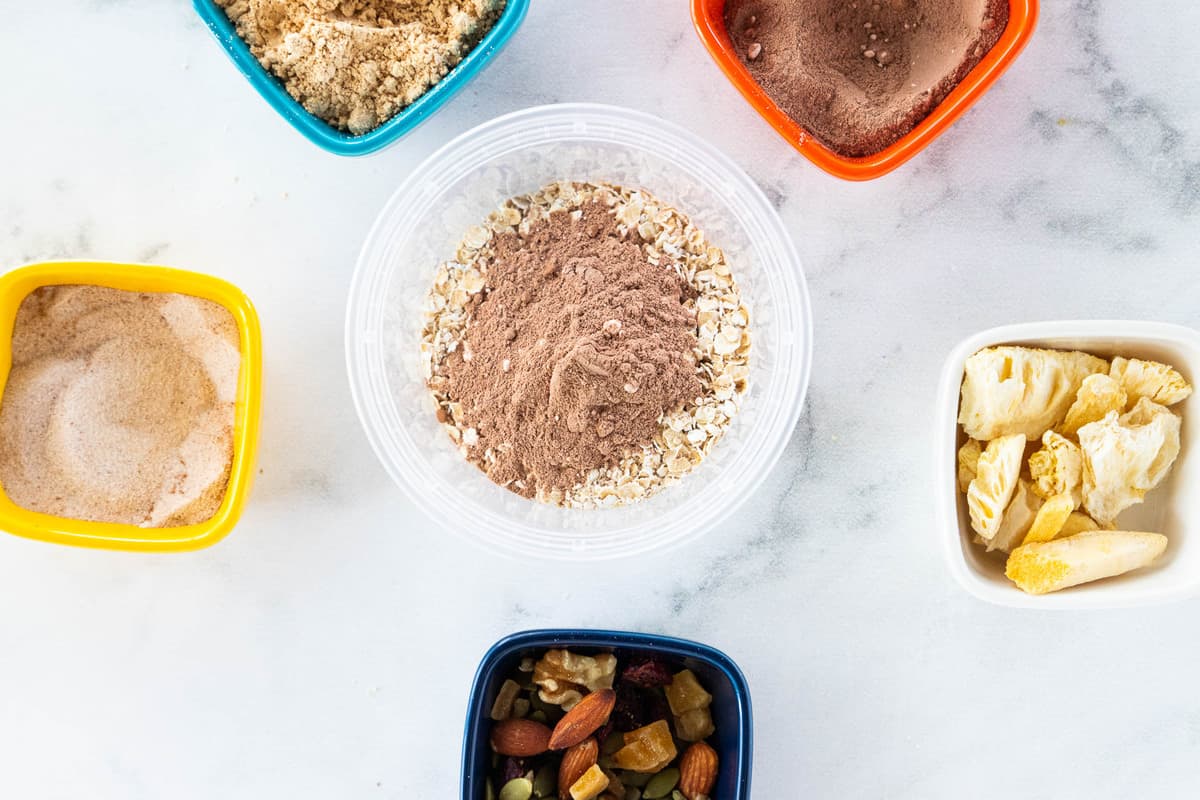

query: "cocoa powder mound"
xmin=726 ymin=0 xmax=1010 ymax=157
xmin=440 ymin=202 xmax=702 ymax=498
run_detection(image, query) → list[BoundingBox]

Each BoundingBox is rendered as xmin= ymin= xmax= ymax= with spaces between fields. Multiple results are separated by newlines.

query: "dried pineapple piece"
xmin=1061 ymin=373 xmax=1127 ymax=437
xmin=1058 ymin=512 xmax=1100 ymax=538
xmin=967 ymin=434 xmax=1026 ymax=541
xmin=1110 ymin=357 xmax=1193 ymax=407
xmin=1028 ymin=431 xmax=1083 ymax=507
xmin=958 ymin=346 xmax=1108 ymax=440
xmin=1005 ymin=531 xmax=1167 ymax=594
xmin=986 ymin=479 xmax=1043 ymax=553
xmin=1021 ymin=493 xmax=1075 ymax=544
xmin=957 ymin=439 xmax=982 ymax=493
xmin=665 ymin=670 xmax=712 ymax=715
xmin=675 ymin=707 xmax=715 ymax=742
xmin=1079 ymin=399 xmax=1182 ymax=525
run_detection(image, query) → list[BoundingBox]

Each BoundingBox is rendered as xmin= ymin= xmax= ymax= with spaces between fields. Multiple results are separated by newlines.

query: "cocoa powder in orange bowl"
xmin=725 ymin=0 xmax=1010 ymax=157
xmin=422 ymin=181 xmax=752 ymax=508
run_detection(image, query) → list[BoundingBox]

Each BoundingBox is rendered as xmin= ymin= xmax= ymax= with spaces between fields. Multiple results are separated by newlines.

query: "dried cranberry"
xmin=610 ymin=682 xmax=646 ymax=732
xmin=500 ymin=756 xmax=528 ymax=783
xmin=644 ymin=690 xmax=671 ymax=726
xmin=621 ymin=657 xmax=673 ymax=688
xmin=610 ymin=682 xmax=674 ymax=733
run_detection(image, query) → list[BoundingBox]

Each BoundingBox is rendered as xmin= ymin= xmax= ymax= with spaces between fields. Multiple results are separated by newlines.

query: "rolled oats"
xmin=422 ymin=182 xmax=751 ymax=508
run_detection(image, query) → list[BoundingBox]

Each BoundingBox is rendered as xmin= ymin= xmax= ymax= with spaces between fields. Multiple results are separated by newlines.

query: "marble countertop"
xmin=2 ymin=1 xmax=1199 ymax=797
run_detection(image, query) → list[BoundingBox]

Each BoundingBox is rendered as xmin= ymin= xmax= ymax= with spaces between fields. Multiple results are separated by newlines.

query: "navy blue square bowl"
xmin=462 ymin=629 xmax=753 ymax=799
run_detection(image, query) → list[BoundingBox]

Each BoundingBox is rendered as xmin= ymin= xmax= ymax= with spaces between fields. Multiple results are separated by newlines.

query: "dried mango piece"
xmin=614 ymin=721 xmax=677 ymax=773
xmin=1058 ymin=512 xmax=1100 ymax=538
xmin=987 ymin=479 xmax=1043 ymax=553
xmin=1021 ymin=493 xmax=1075 ymax=545
xmin=1079 ymin=399 xmax=1182 ymax=525
xmin=959 ymin=346 xmax=1108 ymax=440
xmin=1028 ymin=431 xmax=1083 ymax=507
xmin=1060 ymin=373 xmax=1127 ymax=437
xmin=665 ymin=670 xmax=712 ymax=716
xmin=569 ymin=764 xmax=610 ymax=800
xmin=957 ymin=439 xmax=982 ymax=493
xmin=967 ymin=434 xmax=1026 ymax=541
xmin=1006 ymin=531 xmax=1167 ymax=594
xmin=1110 ymin=357 xmax=1193 ymax=407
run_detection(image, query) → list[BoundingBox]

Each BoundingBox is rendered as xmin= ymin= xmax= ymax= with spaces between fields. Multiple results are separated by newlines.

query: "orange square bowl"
xmin=0 ymin=262 xmax=263 ymax=552
xmin=691 ymin=0 xmax=1039 ymax=180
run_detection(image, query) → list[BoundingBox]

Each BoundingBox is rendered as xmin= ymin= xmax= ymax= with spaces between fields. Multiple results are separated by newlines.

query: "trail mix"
xmin=484 ymin=649 xmax=720 ymax=800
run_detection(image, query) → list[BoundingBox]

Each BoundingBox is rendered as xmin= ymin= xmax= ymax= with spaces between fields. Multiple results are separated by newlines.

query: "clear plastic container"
xmin=346 ymin=104 xmax=811 ymax=560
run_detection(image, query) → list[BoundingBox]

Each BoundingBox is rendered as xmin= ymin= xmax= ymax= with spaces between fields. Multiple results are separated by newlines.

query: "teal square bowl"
xmin=193 ymin=0 xmax=530 ymax=156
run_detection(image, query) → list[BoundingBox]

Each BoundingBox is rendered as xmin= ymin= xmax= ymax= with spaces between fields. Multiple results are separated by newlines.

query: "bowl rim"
xmin=690 ymin=0 xmax=1040 ymax=180
xmin=460 ymin=628 xmax=754 ymax=800
xmin=0 ymin=261 xmax=262 ymax=552
xmin=344 ymin=102 xmax=814 ymax=560
xmin=936 ymin=320 xmax=1200 ymax=609
xmin=192 ymin=0 xmax=531 ymax=156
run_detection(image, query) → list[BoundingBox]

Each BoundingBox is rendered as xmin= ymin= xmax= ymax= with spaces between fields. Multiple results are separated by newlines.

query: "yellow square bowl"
xmin=0 ymin=262 xmax=263 ymax=551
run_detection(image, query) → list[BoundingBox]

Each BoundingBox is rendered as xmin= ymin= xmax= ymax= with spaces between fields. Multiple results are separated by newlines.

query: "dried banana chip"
xmin=957 ymin=439 xmax=983 ymax=493
xmin=959 ymin=346 xmax=1108 ymax=440
xmin=1005 ymin=531 xmax=1168 ymax=594
xmin=1028 ymin=431 xmax=1083 ymax=507
xmin=1058 ymin=511 xmax=1101 ymax=538
xmin=1079 ymin=398 xmax=1182 ymax=525
xmin=1110 ymin=357 xmax=1193 ymax=407
xmin=988 ymin=479 xmax=1043 ymax=553
xmin=1060 ymin=373 xmax=1127 ymax=437
xmin=967 ymin=434 xmax=1026 ymax=540
xmin=1021 ymin=492 xmax=1075 ymax=545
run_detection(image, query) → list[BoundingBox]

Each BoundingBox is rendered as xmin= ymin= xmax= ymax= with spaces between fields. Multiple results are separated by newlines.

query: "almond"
xmin=678 ymin=740 xmax=718 ymax=800
xmin=557 ymin=738 xmax=599 ymax=800
xmin=548 ymin=688 xmax=616 ymax=750
xmin=490 ymin=718 xmax=551 ymax=757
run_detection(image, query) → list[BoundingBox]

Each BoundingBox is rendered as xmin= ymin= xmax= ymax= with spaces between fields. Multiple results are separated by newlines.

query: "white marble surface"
xmin=1 ymin=1 xmax=1199 ymax=797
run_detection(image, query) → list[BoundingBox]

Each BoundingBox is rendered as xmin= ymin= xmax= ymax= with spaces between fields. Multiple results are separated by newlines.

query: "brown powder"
xmin=440 ymin=202 xmax=703 ymax=498
xmin=0 ymin=286 xmax=241 ymax=527
xmin=726 ymin=0 xmax=1010 ymax=157
xmin=217 ymin=0 xmax=506 ymax=134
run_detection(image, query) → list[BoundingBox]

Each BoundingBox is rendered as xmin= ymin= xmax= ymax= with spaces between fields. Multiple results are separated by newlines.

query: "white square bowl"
xmin=936 ymin=321 xmax=1200 ymax=609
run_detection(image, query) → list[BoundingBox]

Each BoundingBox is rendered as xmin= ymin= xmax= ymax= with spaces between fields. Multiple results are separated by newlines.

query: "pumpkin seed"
xmin=529 ymin=710 xmax=548 ymax=724
xmin=642 ymin=768 xmax=680 ymax=799
xmin=602 ymin=731 xmax=625 ymax=756
xmin=621 ymin=770 xmax=653 ymax=788
xmin=670 ymin=792 xmax=686 ymax=800
xmin=532 ymin=764 xmax=557 ymax=798
xmin=498 ymin=777 xmax=533 ymax=800
xmin=485 ymin=779 xmax=496 ymax=800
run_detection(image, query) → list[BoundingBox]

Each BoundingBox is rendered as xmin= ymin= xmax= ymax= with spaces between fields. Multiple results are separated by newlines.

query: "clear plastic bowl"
xmin=346 ymin=104 xmax=811 ymax=560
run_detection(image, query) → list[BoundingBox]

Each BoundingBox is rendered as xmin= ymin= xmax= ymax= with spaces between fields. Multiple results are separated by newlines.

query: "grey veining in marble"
xmin=1 ymin=1 xmax=1198 ymax=797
